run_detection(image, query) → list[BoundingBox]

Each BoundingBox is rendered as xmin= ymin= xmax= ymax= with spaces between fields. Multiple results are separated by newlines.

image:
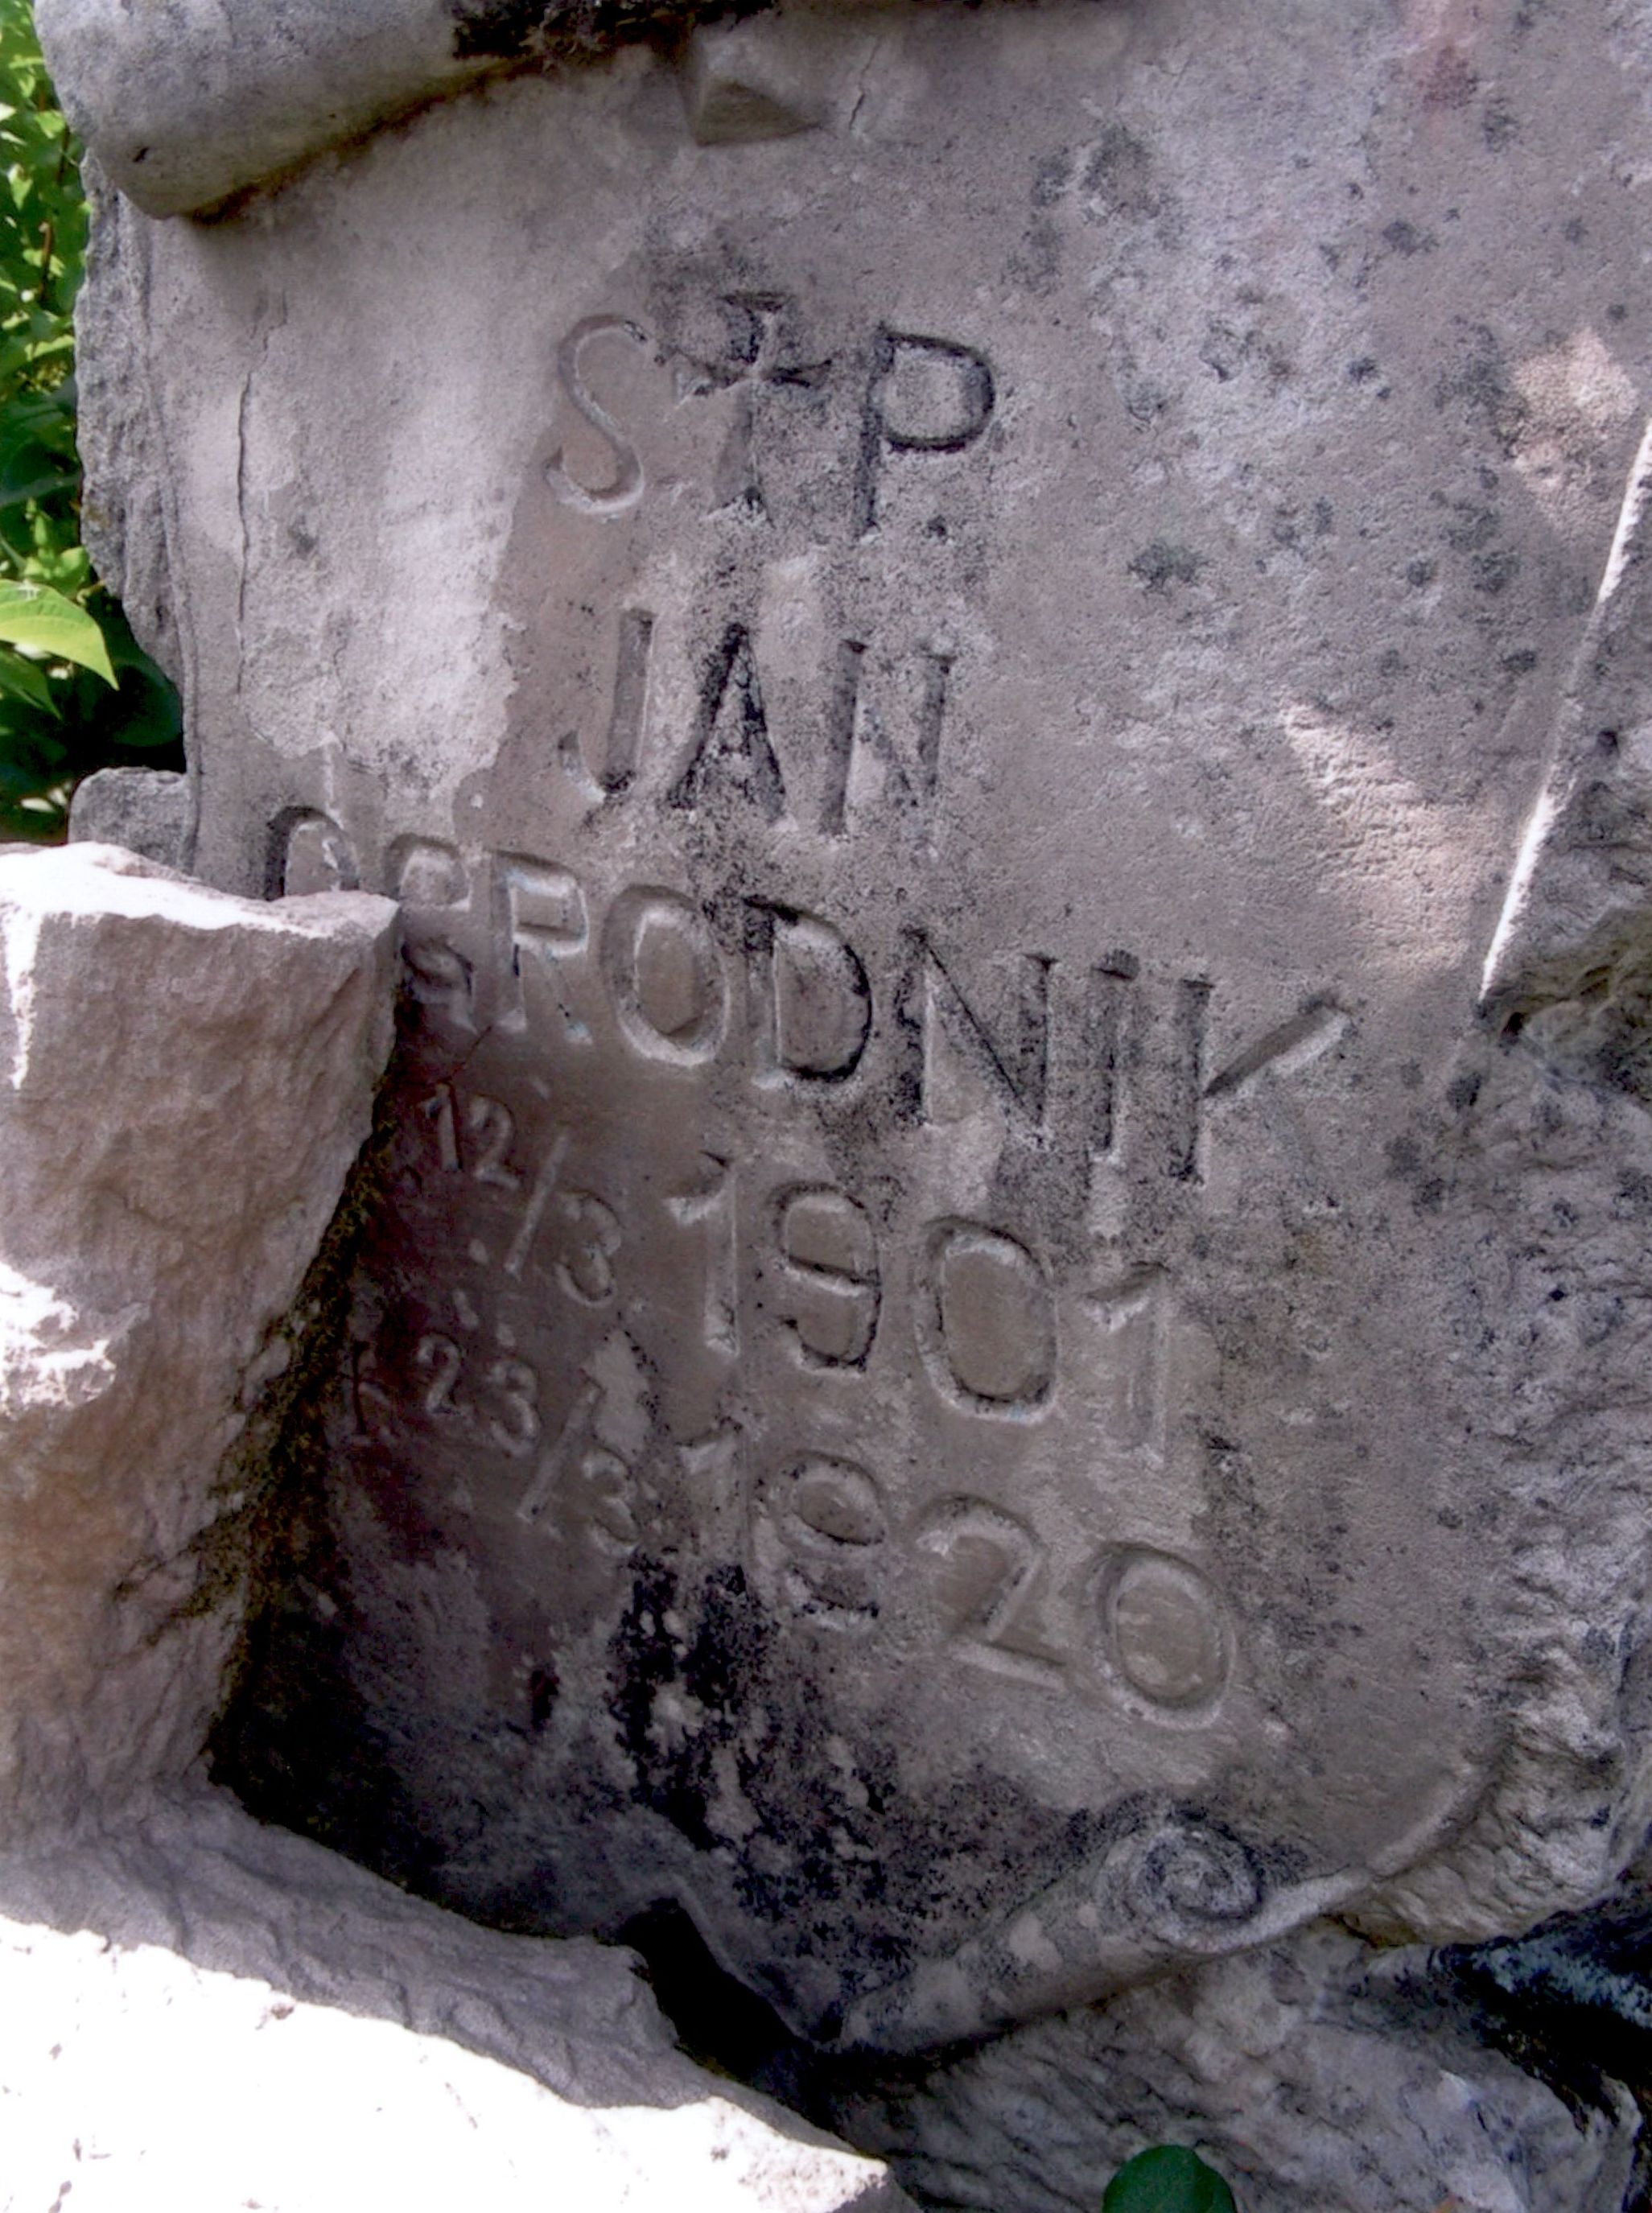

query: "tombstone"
xmin=43 ymin=0 xmax=1652 ymax=2058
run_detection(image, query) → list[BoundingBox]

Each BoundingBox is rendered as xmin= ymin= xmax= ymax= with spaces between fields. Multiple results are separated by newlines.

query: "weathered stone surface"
xmin=36 ymin=0 xmax=538 ymax=220
xmin=813 ymin=1922 xmax=1641 ymax=2213
xmin=35 ymin=0 xmax=731 ymax=219
xmin=0 ymin=842 xmax=394 ymax=1832
xmin=0 ymin=836 xmax=908 ymax=2203
xmin=55 ymin=0 xmax=1652 ymax=2068
xmin=0 ymin=1789 xmax=908 ymax=2211
xmin=68 ymin=766 xmax=193 ymax=869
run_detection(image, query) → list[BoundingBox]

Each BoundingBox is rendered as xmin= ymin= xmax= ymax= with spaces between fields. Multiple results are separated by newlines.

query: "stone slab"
xmin=58 ymin=0 xmax=1652 ymax=2050
xmin=68 ymin=766 xmax=193 ymax=869
xmin=0 ymin=1790 xmax=908 ymax=2211
xmin=814 ymin=1922 xmax=1641 ymax=2213
xmin=0 ymin=842 xmax=394 ymax=1832
xmin=39 ymin=0 xmax=539 ymax=218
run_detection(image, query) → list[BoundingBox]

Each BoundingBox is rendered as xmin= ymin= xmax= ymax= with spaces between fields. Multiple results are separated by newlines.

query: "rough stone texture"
xmin=33 ymin=0 xmax=737 ymax=218
xmin=813 ymin=1923 xmax=1640 ymax=2213
xmin=0 ymin=839 xmax=908 ymax=2209
xmin=35 ymin=0 xmax=533 ymax=219
xmin=0 ymin=841 xmax=394 ymax=1832
xmin=52 ymin=0 xmax=1652 ymax=2113
xmin=68 ymin=766 xmax=194 ymax=870
xmin=0 ymin=1788 xmax=909 ymax=2211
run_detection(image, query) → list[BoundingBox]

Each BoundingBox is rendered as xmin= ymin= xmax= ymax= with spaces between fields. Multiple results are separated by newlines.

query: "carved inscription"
xmin=546 ymin=306 xmax=995 ymax=538
xmin=290 ymin=820 xmax=1351 ymax=1215
xmin=852 ymin=328 xmax=996 ymax=536
xmin=1095 ymin=1547 xmax=1231 ymax=1712
xmin=820 ymin=641 xmax=952 ymax=839
xmin=667 ymin=626 xmax=789 ymax=823
xmin=352 ymin=1053 xmax=1244 ymax=1716
xmin=916 ymin=1499 xmax=1065 ymax=1686
xmin=773 ymin=1186 xmax=880 ymax=1369
xmin=758 ymin=1454 xmax=888 ymax=1630
xmin=917 ymin=1222 xmax=1056 ymax=1416
xmin=561 ymin=611 xmax=955 ymax=838
xmin=546 ymin=315 xmax=649 ymax=514
xmin=602 ymin=887 xmax=728 ymax=1065
xmin=271 ymin=806 xmax=358 ymax=899
xmin=402 ymin=1327 xmax=542 ymax=1457
xmin=698 ymin=293 xmax=830 ymax=519
xmin=669 ymin=1158 xmax=739 ymax=1358
xmin=423 ymin=1086 xmax=521 ymax=1188
xmin=300 ymin=222 xmax=1352 ymax=1745
xmin=749 ymin=906 xmax=871 ymax=1082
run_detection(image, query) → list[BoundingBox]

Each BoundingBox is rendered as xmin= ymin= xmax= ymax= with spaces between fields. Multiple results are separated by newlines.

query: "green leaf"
xmin=1102 ymin=2147 xmax=1238 ymax=2213
xmin=0 ymin=647 xmax=56 ymax=713
xmin=0 ymin=580 xmax=114 ymax=683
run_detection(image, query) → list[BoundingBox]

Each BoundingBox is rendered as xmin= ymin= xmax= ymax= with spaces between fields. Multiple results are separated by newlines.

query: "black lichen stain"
xmin=608 ymin=1560 xmax=1102 ymax=2021
xmin=1129 ymin=539 xmax=1205 ymax=591
xmin=1436 ymin=1900 xmax=1652 ymax=2144
xmin=451 ymin=0 xmax=552 ymax=59
xmin=211 ymin=1543 xmax=447 ymax=1894
xmin=612 ymin=1559 xmax=771 ymax=1852
xmin=1082 ymin=124 xmax=1168 ymax=223
xmin=207 ymin=1082 xmax=446 ymax=1892
xmin=450 ymin=0 xmax=768 ymax=64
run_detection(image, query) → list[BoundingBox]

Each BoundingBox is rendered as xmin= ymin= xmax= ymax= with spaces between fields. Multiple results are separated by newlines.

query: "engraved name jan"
xmin=545 ymin=300 xmax=993 ymax=832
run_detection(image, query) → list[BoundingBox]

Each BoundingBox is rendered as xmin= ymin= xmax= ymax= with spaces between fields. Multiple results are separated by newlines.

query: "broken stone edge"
xmin=35 ymin=0 xmax=769 ymax=219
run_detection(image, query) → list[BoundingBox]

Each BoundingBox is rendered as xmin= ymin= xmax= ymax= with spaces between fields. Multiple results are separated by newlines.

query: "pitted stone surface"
xmin=813 ymin=1923 xmax=1641 ymax=2213
xmin=68 ymin=767 xmax=193 ymax=869
xmin=0 ymin=843 xmax=394 ymax=1832
xmin=61 ymin=0 xmax=1652 ymax=2052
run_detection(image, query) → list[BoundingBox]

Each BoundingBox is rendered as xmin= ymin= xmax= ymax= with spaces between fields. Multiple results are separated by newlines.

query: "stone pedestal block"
xmin=40 ymin=0 xmax=1652 ymax=2096
xmin=0 ymin=843 xmax=395 ymax=1831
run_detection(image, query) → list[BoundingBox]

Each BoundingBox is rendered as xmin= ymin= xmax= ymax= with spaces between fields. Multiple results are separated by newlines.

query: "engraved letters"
xmin=303 ymin=279 xmax=1345 ymax=1770
xmin=543 ymin=305 xmax=993 ymax=537
xmin=773 ymin=1186 xmax=880 ymax=1368
xmin=667 ymin=624 xmax=788 ymax=822
xmin=601 ymin=887 xmax=729 ymax=1065
xmin=820 ymin=641 xmax=952 ymax=839
xmin=546 ymin=315 xmax=649 ymax=514
xmin=853 ymin=328 xmax=997 ymax=537
xmin=758 ymin=1454 xmax=888 ymax=1630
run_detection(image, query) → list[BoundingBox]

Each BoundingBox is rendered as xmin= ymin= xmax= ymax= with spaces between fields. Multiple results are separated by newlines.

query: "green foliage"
xmin=1102 ymin=2145 xmax=1238 ymax=2213
xmin=0 ymin=577 xmax=113 ymax=677
xmin=0 ymin=0 xmax=181 ymax=839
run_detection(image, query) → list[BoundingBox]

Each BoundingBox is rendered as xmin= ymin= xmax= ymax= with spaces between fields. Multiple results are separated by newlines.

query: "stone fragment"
xmin=34 ymin=0 xmax=749 ymax=218
xmin=814 ymin=1924 xmax=1640 ymax=2213
xmin=681 ymin=18 xmax=829 ymax=146
xmin=0 ymin=842 xmax=395 ymax=1833
xmin=35 ymin=0 xmax=509 ymax=217
xmin=0 ymin=1789 xmax=908 ymax=2211
xmin=51 ymin=0 xmax=1652 ymax=2071
xmin=68 ymin=766 xmax=193 ymax=870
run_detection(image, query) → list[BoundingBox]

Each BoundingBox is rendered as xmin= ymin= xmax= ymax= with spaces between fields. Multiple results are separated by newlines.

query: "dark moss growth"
xmin=449 ymin=0 xmax=770 ymax=65
xmin=203 ymin=1071 xmax=418 ymax=1857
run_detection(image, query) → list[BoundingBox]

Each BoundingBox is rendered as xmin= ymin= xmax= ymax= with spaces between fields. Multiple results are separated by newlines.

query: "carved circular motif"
xmin=1127 ymin=1822 xmax=1265 ymax=1942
